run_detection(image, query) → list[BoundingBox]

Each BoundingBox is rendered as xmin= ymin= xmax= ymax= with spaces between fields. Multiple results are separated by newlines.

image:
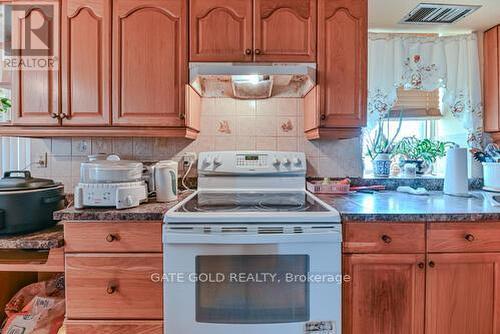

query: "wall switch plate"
xmin=183 ymin=152 xmax=197 ymax=170
xmin=36 ymin=152 xmax=48 ymax=168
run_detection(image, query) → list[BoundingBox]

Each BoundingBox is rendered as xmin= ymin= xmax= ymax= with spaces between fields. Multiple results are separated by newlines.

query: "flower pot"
xmin=373 ymin=154 xmax=391 ymax=178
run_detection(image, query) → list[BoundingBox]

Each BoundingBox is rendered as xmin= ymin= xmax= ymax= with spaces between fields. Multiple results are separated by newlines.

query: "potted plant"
xmin=0 ymin=96 xmax=11 ymax=122
xmin=366 ymin=114 xmax=402 ymax=177
xmin=393 ymin=137 xmax=455 ymax=174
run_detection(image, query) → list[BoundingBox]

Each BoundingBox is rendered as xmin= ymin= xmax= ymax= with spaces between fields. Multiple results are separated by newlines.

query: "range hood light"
xmin=232 ymin=75 xmax=261 ymax=84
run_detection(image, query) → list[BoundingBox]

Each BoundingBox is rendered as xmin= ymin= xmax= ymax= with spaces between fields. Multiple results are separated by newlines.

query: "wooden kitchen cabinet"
xmin=189 ymin=0 xmax=253 ymax=62
xmin=61 ymin=0 xmax=111 ymax=126
xmin=343 ymin=254 xmax=426 ymax=334
xmin=189 ymin=0 xmax=316 ymax=62
xmin=65 ymin=320 xmax=163 ymax=334
xmin=426 ymin=253 xmax=500 ymax=334
xmin=254 ymin=0 xmax=316 ymax=62
xmin=304 ymin=0 xmax=367 ymax=140
xmin=11 ymin=1 xmax=60 ymax=126
xmin=484 ymin=25 xmax=500 ymax=143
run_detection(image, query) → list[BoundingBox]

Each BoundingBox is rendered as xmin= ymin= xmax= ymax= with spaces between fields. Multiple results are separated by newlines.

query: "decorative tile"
xmin=71 ymin=137 xmax=91 ymax=157
xmin=216 ymin=119 xmax=232 ymax=135
xmin=277 ymin=117 xmax=297 ymax=137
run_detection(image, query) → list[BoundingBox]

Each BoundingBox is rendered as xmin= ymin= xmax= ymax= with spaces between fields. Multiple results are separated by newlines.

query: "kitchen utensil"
xmin=443 ymin=147 xmax=469 ymax=197
xmin=0 ymin=171 xmax=64 ymax=235
xmin=154 ymin=160 xmax=178 ymax=202
xmin=485 ymin=143 xmax=500 ymax=162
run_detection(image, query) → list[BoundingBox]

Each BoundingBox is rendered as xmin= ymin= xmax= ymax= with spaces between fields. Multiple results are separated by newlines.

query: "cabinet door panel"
xmin=318 ymin=0 xmax=366 ymax=128
xmin=343 ymin=254 xmax=425 ymax=334
xmin=426 ymin=253 xmax=500 ymax=334
xmin=190 ymin=0 xmax=253 ymax=62
xmin=254 ymin=0 xmax=316 ymax=62
xmin=113 ymin=0 xmax=186 ymax=127
xmin=11 ymin=2 xmax=60 ymax=125
xmin=484 ymin=27 xmax=500 ymax=132
xmin=62 ymin=0 xmax=111 ymax=125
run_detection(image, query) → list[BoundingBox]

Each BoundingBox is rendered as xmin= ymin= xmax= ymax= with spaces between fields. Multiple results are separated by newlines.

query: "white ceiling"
xmin=369 ymin=0 xmax=500 ymax=34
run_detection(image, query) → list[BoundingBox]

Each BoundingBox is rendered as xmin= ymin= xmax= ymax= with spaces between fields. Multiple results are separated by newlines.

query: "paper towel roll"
xmin=443 ymin=147 xmax=469 ymax=196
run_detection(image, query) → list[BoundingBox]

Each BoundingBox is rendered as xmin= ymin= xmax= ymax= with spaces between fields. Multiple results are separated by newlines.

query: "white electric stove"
xmin=163 ymin=151 xmax=342 ymax=334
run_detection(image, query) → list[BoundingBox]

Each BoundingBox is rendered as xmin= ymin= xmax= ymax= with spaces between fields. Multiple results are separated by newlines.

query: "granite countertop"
xmin=319 ymin=191 xmax=500 ymax=222
xmin=54 ymin=190 xmax=500 ymax=223
xmin=0 ymin=225 xmax=64 ymax=249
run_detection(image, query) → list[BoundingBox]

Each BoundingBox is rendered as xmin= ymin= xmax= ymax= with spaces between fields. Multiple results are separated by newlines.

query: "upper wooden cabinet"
xmin=61 ymin=0 xmax=111 ymax=126
xmin=254 ymin=0 xmax=316 ymax=62
xmin=11 ymin=1 xmax=60 ymax=126
xmin=304 ymin=0 xmax=367 ymax=140
xmin=113 ymin=0 xmax=187 ymax=127
xmin=189 ymin=0 xmax=317 ymax=62
xmin=189 ymin=0 xmax=253 ymax=62
xmin=484 ymin=25 xmax=500 ymax=143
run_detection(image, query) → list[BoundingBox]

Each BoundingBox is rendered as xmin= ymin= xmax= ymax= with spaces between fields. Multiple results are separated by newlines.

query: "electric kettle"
xmin=154 ymin=161 xmax=178 ymax=202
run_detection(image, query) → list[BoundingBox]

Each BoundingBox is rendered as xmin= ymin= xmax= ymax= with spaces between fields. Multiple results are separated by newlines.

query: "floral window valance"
xmin=368 ymin=33 xmax=483 ymax=148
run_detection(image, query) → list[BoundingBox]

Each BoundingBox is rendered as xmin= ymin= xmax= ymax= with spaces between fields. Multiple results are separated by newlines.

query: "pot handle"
xmin=0 ymin=209 xmax=4 ymax=230
xmin=42 ymin=194 xmax=65 ymax=205
xmin=3 ymin=171 xmax=32 ymax=179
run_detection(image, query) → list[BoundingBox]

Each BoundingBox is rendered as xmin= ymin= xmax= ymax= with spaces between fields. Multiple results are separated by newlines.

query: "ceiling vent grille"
xmin=399 ymin=3 xmax=481 ymax=25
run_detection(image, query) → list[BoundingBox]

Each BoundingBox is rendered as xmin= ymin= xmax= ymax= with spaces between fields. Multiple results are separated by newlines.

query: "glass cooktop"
xmin=176 ymin=191 xmax=330 ymax=213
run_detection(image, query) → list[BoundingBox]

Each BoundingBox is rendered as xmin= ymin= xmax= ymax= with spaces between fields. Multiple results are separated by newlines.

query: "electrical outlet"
xmin=182 ymin=152 xmax=197 ymax=170
xmin=36 ymin=152 xmax=48 ymax=168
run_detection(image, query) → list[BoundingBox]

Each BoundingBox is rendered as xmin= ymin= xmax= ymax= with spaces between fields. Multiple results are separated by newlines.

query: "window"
xmin=0 ymin=137 xmax=31 ymax=176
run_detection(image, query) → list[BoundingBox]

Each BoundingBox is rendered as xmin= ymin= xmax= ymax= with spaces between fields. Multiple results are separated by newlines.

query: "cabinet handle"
xmin=418 ymin=262 xmax=425 ymax=269
xmin=320 ymin=114 xmax=326 ymax=121
xmin=245 ymin=48 xmax=252 ymax=55
xmin=255 ymin=48 xmax=262 ymax=55
xmin=60 ymin=113 xmax=70 ymax=120
xmin=106 ymin=234 xmax=118 ymax=242
xmin=50 ymin=113 xmax=60 ymax=119
xmin=428 ymin=261 xmax=435 ymax=268
xmin=381 ymin=235 xmax=392 ymax=244
xmin=179 ymin=112 xmax=185 ymax=120
xmin=464 ymin=234 xmax=475 ymax=242
xmin=106 ymin=283 xmax=117 ymax=294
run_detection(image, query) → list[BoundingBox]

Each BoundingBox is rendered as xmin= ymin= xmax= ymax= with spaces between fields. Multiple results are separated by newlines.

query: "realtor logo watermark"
xmin=4 ymin=3 xmax=59 ymax=71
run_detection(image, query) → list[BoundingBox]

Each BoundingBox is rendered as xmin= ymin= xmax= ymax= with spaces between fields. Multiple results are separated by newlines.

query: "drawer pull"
xmin=245 ymin=48 xmax=252 ymax=55
xmin=255 ymin=48 xmax=262 ymax=55
xmin=381 ymin=235 xmax=392 ymax=244
xmin=106 ymin=283 xmax=117 ymax=294
xmin=429 ymin=261 xmax=435 ymax=268
xmin=464 ymin=234 xmax=475 ymax=242
xmin=418 ymin=262 xmax=425 ymax=269
xmin=106 ymin=234 xmax=118 ymax=243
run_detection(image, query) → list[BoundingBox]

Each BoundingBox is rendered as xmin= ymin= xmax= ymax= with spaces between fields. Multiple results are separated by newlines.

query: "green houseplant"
xmin=393 ymin=137 xmax=455 ymax=174
xmin=365 ymin=113 xmax=403 ymax=177
xmin=0 ymin=97 xmax=11 ymax=122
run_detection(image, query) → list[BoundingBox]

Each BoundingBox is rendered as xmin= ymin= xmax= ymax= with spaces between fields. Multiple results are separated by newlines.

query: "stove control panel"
xmin=198 ymin=151 xmax=306 ymax=174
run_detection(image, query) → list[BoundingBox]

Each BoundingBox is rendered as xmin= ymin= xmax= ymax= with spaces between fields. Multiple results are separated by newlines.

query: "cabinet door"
xmin=11 ymin=1 xmax=60 ymax=125
xmin=113 ymin=0 xmax=186 ymax=127
xmin=343 ymin=254 xmax=425 ymax=334
xmin=61 ymin=0 xmax=111 ymax=125
xmin=254 ymin=0 xmax=316 ymax=62
xmin=317 ymin=0 xmax=367 ymax=128
xmin=426 ymin=253 xmax=500 ymax=334
xmin=190 ymin=0 xmax=253 ymax=62
xmin=484 ymin=26 xmax=500 ymax=133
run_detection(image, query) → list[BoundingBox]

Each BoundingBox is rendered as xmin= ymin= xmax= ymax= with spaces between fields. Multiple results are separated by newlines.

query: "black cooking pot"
xmin=0 ymin=171 xmax=64 ymax=235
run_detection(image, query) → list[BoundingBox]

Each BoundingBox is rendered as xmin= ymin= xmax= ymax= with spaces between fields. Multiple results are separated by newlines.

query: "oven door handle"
xmin=165 ymin=231 xmax=341 ymax=245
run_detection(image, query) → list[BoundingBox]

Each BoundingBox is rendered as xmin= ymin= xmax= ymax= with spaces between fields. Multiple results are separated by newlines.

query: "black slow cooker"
xmin=0 ymin=171 xmax=65 ymax=235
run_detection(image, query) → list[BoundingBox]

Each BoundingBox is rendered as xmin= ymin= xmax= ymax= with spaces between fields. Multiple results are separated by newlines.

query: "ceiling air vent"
xmin=399 ymin=3 xmax=481 ymax=25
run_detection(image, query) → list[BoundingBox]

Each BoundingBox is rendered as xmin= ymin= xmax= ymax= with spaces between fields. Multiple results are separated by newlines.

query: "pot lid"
xmin=0 ymin=171 xmax=61 ymax=191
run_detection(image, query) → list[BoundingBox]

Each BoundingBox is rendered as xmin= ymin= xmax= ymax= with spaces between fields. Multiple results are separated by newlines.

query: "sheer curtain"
xmin=0 ymin=137 xmax=31 ymax=176
xmin=367 ymin=33 xmax=483 ymax=148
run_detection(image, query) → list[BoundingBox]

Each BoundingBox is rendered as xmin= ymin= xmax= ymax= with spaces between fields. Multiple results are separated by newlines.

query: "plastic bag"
xmin=2 ymin=275 xmax=65 ymax=334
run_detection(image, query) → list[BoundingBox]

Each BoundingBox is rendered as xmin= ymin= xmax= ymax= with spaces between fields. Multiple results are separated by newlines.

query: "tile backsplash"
xmin=29 ymin=98 xmax=363 ymax=192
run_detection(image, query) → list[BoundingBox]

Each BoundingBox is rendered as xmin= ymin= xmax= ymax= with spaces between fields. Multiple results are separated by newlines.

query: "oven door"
xmin=164 ymin=226 xmax=342 ymax=334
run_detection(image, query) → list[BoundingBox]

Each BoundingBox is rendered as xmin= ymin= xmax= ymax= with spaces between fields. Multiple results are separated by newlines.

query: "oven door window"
xmin=196 ymin=255 xmax=310 ymax=324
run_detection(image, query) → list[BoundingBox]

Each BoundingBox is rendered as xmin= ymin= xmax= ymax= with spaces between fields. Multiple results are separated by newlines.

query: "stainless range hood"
xmin=189 ymin=63 xmax=316 ymax=99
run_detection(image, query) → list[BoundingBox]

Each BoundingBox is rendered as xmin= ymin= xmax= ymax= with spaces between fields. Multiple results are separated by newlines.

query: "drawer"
xmin=343 ymin=223 xmax=425 ymax=254
xmin=64 ymin=222 xmax=162 ymax=253
xmin=65 ymin=254 xmax=162 ymax=319
xmin=428 ymin=222 xmax=500 ymax=253
xmin=65 ymin=320 xmax=162 ymax=334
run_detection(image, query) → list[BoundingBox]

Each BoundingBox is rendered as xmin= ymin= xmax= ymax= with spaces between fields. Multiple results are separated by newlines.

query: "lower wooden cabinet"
xmin=65 ymin=320 xmax=162 ymax=334
xmin=426 ymin=253 xmax=500 ymax=334
xmin=343 ymin=222 xmax=500 ymax=334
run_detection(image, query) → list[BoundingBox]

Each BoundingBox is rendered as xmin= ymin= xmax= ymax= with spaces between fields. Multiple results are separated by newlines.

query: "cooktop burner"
xmin=178 ymin=191 xmax=330 ymax=213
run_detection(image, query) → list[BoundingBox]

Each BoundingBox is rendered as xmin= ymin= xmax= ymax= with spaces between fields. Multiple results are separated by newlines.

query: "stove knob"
xmin=125 ymin=195 xmax=134 ymax=207
xmin=213 ymin=157 xmax=222 ymax=167
xmin=272 ymin=158 xmax=281 ymax=167
xmin=202 ymin=157 xmax=212 ymax=168
xmin=293 ymin=157 xmax=302 ymax=166
xmin=282 ymin=158 xmax=291 ymax=166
